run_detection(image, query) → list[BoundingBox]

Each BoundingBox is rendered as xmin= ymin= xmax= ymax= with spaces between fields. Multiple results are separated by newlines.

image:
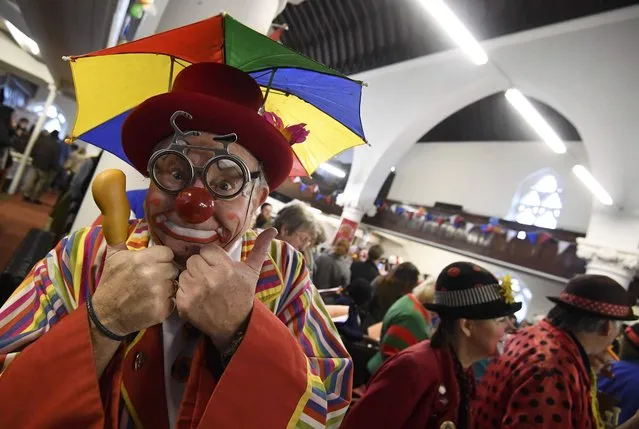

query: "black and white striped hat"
xmin=424 ymin=262 xmax=522 ymax=320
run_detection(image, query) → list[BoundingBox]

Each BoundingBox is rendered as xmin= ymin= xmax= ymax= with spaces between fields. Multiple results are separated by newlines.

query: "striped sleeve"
xmin=276 ymin=247 xmax=353 ymax=429
xmin=0 ymin=227 xmax=101 ymax=372
xmin=379 ymin=314 xmax=430 ymax=364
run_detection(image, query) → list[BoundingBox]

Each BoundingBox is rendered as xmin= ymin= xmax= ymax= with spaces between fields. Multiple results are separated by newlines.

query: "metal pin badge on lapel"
xmin=438 ymin=384 xmax=449 ymax=405
xmin=440 ymin=421 xmax=456 ymax=429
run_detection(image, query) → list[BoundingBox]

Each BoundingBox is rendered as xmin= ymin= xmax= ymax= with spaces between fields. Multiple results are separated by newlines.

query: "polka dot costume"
xmin=472 ymin=319 xmax=597 ymax=429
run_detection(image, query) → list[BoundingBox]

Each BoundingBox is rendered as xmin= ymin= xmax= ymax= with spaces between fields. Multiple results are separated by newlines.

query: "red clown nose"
xmin=175 ymin=187 xmax=215 ymax=224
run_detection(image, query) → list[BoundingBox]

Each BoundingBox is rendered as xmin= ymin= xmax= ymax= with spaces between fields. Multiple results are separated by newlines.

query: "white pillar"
xmin=576 ymin=210 xmax=639 ymax=287
xmin=8 ymin=84 xmax=57 ymax=195
xmin=333 ymin=196 xmax=376 ymax=245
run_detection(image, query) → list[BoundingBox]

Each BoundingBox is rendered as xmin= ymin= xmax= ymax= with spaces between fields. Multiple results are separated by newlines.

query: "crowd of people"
xmin=264 ymin=198 xmax=639 ymax=428
xmin=0 ymin=90 xmax=90 ymax=203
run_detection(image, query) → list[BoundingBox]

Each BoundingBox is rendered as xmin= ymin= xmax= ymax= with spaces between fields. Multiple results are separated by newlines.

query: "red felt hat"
xmin=121 ymin=62 xmax=293 ymax=189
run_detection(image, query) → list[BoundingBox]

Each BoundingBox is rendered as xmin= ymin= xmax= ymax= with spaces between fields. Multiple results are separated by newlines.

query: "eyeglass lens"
xmin=153 ymin=153 xmax=192 ymax=192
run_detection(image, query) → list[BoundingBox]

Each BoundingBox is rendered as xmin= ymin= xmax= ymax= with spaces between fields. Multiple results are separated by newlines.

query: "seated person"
xmin=367 ymin=278 xmax=435 ymax=375
xmin=334 ymin=278 xmax=375 ymax=342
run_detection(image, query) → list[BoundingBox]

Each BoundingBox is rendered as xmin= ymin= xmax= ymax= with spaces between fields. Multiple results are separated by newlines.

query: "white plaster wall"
xmin=389 ymin=141 xmax=591 ymax=232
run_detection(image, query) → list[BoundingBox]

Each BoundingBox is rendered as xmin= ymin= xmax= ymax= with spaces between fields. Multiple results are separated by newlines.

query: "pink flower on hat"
xmin=263 ymin=111 xmax=309 ymax=145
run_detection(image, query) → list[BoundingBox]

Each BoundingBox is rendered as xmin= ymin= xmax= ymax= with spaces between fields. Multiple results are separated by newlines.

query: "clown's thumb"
xmin=245 ymin=228 xmax=277 ymax=272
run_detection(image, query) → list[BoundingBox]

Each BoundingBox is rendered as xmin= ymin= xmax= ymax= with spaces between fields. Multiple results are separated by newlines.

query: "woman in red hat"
xmin=341 ymin=261 xmax=521 ymax=429
xmin=473 ymin=274 xmax=639 ymax=429
xmin=0 ymin=63 xmax=351 ymax=429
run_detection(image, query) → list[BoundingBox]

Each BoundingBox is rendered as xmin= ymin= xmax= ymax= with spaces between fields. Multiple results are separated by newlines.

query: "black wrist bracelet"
xmin=220 ymin=315 xmax=251 ymax=367
xmin=86 ymin=295 xmax=127 ymax=341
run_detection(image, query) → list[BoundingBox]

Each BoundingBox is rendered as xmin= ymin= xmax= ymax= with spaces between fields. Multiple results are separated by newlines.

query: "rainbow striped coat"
xmin=0 ymin=220 xmax=352 ymax=428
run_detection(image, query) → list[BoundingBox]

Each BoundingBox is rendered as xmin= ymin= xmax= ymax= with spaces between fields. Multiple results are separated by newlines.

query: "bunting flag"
xmin=395 ymin=206 xmax=405 ymax=215
xmin=480 ymin=224 xmax=494 ymax=234
xmin=315 ymin=193 xmax=324 ymax=201
xmin=292 ymin=177 xmax=302 ymax=184
xmin=407 ymin=211 xmax=414 ymax=220
xmin=299 ymin=183 xmax=308 ymax=192
xmin=506 ymin=230 xmax=517 ymax=242
xmin=557 ymin=240 xmax=572 ymax=255
xmin=325 ymin=195 xmax=333 ymax=204
xmin=465 ymin=222 xmax=475 ymax=233
xmin=539 ymin=232 xmax=553 ymax=245
xmin=527 ymin=231 xmax=538 ymax=244
xmin=488 ymin=216 xmax=500 ymax=226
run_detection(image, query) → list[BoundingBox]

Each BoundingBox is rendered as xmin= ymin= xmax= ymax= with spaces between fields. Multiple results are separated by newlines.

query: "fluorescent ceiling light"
xmin=505 ymin=88 xmax=567 ymax=154
xmin=572 ymin=165 xmax=613 ymax=206
xmin=4 ymin=20 xmax=40 ymax=56
xmin=318 ymin=163 xmax=346 ymax=178
xmin=420 ymin=0 xmax=488 ymax=65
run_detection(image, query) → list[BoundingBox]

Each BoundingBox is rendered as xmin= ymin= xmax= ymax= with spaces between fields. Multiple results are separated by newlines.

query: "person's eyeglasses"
xmin=148 ymin=147 xmax=260 ymax=200
xmin=147 ymin=110 xmax=261 ymax=200
xmin=294 ymin=232 xmax=313 ymax=246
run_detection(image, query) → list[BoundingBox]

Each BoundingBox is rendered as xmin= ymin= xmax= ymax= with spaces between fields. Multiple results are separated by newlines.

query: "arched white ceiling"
xmin=343 ymin=6 xmax=639 ymax=215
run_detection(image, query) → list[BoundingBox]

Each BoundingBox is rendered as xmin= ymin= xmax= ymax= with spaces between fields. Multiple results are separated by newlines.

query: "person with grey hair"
xmin=272 ymin=203 xmax=316 ymax=253
xmin=303 ymin=219 xmax=327 ymax=273
xmin=473 ymin=274 xmax=639 ymax=429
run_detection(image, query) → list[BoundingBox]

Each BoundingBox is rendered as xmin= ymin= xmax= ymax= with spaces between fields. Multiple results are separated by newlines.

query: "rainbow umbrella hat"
xmin=68 ymin=13 xmax=366 ymax=177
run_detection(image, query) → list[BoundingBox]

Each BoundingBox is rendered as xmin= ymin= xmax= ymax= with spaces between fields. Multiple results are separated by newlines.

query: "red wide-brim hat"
xmin=121 ymin=62 xmax=293 ymax=190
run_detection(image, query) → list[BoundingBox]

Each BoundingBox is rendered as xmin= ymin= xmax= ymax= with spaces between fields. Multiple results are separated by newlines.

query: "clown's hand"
xmin=177 ymin=228 xmax=277 ymax=350
xmin=91 ymin=243 xmax=179 ymax=337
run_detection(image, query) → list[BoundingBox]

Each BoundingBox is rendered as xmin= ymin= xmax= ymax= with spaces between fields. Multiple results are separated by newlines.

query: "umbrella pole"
xmin=258 ymin=68 xmax=277 ymax=115
xmin=8 ymin=84 xmax=58 ymax=195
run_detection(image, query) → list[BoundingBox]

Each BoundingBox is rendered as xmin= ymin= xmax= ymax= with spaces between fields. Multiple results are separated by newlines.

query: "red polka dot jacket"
xmin=472 ymin=319 xmax=597 ymax=428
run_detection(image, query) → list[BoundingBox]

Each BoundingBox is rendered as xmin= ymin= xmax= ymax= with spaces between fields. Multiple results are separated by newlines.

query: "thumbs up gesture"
xmin=90 ymin=169 xmax=179 ymax=337
xmin=91 ymin=243 xmax=179 ymax=336
xmin=176 ymin=228 xmax=277 ymax=349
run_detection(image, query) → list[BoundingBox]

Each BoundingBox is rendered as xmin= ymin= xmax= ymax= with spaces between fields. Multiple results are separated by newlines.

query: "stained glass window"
xmin=512 ymin=174 xmax=562 ymax=229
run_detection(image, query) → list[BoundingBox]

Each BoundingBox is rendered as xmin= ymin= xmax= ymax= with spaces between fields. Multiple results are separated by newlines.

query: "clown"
xmin=341 ymin=261 xmax=521 ymax=429
xmin=0 ymin=63 xmax=352 ymax=428
xmin=473 ymin=274 xmax=639 ymax=429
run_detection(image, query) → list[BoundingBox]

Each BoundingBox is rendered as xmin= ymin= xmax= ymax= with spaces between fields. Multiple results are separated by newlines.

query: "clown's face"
xmin=145 ymin=132 xmax=269 ymax=265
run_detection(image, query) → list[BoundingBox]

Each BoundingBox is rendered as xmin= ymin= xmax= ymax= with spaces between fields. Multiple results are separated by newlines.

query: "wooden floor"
xmin=0 ymin=191 xmax=58 ymax=271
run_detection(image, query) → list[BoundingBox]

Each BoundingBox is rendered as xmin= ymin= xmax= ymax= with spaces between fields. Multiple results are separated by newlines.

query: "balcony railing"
xmin=274 ymin=181 xmax=587 ymax=279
